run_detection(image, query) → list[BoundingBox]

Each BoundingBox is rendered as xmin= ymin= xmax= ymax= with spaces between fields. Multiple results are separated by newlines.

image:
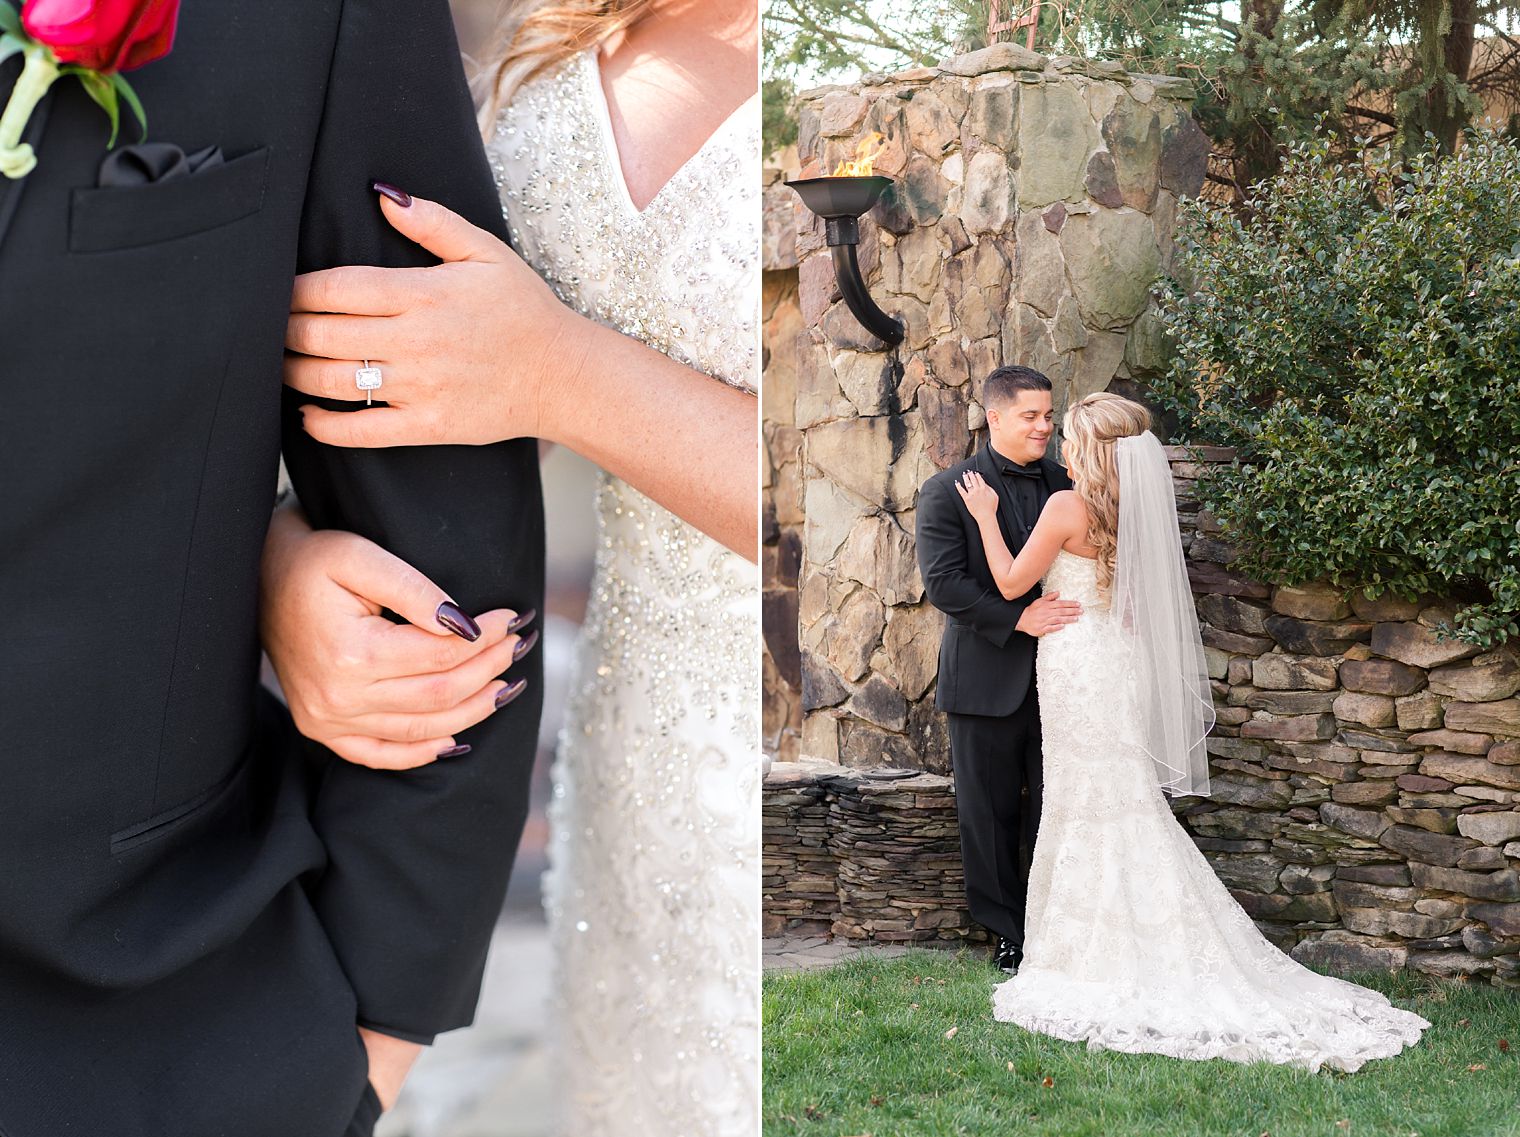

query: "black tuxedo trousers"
xmin=0 ymin=5 xmax=544 ymax=1134
xmin=915 ymin=448 xmax=1072 ymax=944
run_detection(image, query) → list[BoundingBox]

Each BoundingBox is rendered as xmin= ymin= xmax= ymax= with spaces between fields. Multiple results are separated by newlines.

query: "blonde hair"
xmin=473 ymin=0 xmax=660 ymax=135
xmin=1061 ymin=392 xmax=1152 ymax=601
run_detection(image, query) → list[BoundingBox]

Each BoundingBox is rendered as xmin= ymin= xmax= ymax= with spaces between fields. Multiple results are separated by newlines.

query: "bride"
xmin=955 ymin=391 xmax=1429 ymax=1073
xmin=260 ymin=0 xmax=759 ymax=1132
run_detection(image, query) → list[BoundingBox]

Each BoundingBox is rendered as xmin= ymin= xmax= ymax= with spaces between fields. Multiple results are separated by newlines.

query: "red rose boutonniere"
xmin=0 ymin=0 xmax=179 ymax=178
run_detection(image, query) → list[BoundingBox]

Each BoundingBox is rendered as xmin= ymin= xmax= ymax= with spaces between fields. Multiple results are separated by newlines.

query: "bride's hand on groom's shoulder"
xmin=258 ymin=508 xmax=537 ymax=770
xmin=283 ymin=188 xmax=595 ymax=449
xmin=955 ymin=470 xmax=1001 ymax=523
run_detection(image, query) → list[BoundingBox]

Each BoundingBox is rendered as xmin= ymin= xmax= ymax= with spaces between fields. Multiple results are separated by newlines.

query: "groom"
xmin=0 ymin=4 xmax=541 ymax=1135
xmin=915 ymin=366 xmax=1081 ymax=973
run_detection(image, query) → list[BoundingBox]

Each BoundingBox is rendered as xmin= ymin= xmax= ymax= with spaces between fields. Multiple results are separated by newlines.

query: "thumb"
xmin=327 ymin=536 xmax=481 ymax=641
xmin=374 ymin=185 xmax=502 ymax=264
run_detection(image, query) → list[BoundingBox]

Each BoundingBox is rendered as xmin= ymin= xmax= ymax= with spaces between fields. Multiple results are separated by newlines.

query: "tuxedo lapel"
xmin=1040 ymin=455 xmax=1070 ymax=494
xmin=0 ymin=59 xmax=55 ymax=259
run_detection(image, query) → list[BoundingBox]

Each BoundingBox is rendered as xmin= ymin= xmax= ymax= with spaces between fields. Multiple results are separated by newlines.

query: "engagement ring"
xmin=355 ymin=360 xmax=383 ymax=405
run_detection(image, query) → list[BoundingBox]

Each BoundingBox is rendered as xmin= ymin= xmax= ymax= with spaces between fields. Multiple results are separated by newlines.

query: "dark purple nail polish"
xmin=494 ymin=678 xmax=528 ymax=710
xmin=372 ymin=181 xmax=412 ymax=207
xmin=506 ymin=608 xmax=537 ymax=634
xmin=436 ymin=601 xmax=481 ymax=642
xmin=512 ymin=628 xmax=540 ymax=662
xmin=437 ymin=744 xmax=472 ymax=759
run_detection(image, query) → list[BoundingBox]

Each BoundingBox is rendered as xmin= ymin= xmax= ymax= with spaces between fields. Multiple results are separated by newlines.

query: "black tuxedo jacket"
xmin=0 ymin=4 xmax=543 ymax=1135
xmin=915 ymin=446 xmax=1071 ymax=718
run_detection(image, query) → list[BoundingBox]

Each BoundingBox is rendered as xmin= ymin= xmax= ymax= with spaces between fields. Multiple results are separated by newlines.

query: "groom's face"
xmin=988 ymin=389 xmax=1054 ymax=465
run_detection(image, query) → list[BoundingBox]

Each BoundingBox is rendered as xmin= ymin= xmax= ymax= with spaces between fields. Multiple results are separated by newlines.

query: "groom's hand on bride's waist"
xmin=259 ymin=506 xmax=538 ymax=770
xmin=1016 ymin=591 xmax=1083 ymax=637
xmin=358 ymin=1026 xmax=423 ymax=1112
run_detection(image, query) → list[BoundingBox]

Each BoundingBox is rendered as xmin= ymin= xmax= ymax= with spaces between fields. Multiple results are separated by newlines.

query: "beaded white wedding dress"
xmin=487 ymin=49 xmax=760 ymax=1137
xmin=993 ymin=549 xmax=1430 ymax=1073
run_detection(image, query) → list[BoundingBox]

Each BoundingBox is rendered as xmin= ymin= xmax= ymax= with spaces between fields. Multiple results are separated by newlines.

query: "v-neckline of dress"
xmin=584 ymin=47 xmax=756 ymax=218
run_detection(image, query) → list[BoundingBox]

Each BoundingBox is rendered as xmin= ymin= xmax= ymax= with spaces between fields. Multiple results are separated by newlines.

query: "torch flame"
xmin=831 ymin=132 xmax=886 ymax=177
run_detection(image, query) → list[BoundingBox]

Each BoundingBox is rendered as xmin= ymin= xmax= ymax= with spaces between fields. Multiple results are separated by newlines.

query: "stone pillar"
xmin=763 ymin=158 xmax=805 ymax=763
xmin=790 ymin=43 xmax=1209 ymax=772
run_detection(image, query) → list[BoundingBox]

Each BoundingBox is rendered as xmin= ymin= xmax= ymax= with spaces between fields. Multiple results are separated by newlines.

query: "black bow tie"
xmin=996 ymin=457 xmax=1043 ymax=480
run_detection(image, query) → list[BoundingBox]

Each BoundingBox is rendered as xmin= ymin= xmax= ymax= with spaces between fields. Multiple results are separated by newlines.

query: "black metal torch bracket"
xmin=784 ymin=175 xmax=905 ymax=348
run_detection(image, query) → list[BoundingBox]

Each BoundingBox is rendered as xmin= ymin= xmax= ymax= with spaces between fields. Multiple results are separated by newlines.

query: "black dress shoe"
xmin=993 ymin=936 xmax=1023 ymax=973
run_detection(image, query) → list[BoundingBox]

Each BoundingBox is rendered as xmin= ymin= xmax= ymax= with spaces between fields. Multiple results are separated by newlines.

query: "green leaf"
xmin=0 ymin=30 xmax=23 ymax=67
xmin=111 ymin=71 xmax=146 ymax=140
xmin=75 ymin=69 xmax=120 ymax=148
xmin=0 ymin=3 xmax=21 ymax=38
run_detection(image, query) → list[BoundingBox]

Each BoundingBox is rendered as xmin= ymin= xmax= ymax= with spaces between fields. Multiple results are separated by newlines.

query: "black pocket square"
xmin=97 ymin=142 xmax=225 ymax=188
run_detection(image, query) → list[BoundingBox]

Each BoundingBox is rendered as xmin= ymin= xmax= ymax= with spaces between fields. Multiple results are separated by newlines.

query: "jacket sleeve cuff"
xmin=357 ymin=1018 xmax=437 ymax=1047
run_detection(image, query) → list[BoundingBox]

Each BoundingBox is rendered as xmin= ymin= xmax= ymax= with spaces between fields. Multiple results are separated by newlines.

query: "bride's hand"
xmin=283 ymin=187 xmax=592 ymax=448
xmin=259 ymin=507 xmax=537 ymax=769
xmin=956 ymin=470 xmax=1001 ymax=524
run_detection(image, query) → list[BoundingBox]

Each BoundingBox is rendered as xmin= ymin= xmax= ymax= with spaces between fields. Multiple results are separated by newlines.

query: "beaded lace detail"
xmin=487 ymin=49 xmax=760 ymax=1136
xmin=993 ymin=550 xmax=1430 ymax=1073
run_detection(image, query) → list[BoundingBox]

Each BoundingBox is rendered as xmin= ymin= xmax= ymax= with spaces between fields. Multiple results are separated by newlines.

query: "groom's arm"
xmin=915 ymin=475 xmax=1029 ymax=648
xmin=281 ymin=0 xmax=545 ymax=1043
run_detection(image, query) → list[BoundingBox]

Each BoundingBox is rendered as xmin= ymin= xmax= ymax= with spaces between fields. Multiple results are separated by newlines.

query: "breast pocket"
xmin=67 ymin=145 xmax=270 ymax=254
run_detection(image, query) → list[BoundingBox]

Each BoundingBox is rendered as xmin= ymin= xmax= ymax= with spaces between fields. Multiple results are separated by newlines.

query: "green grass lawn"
xmin=764 ymin=950 xmax=1520 ymax=1137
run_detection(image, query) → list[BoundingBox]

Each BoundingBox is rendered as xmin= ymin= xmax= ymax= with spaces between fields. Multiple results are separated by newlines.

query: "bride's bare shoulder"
xmin=1045 ymin=489 xmax=1089 ymax=526
xmin=1045 ymin=490 xmax=1099 ymax=556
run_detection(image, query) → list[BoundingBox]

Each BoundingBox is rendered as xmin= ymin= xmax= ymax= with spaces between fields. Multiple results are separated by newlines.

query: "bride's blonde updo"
xmin=473 ymin=0 xmax=661 ymax=134
xmin=1062 ymin=392 xmax=1152 ymax=601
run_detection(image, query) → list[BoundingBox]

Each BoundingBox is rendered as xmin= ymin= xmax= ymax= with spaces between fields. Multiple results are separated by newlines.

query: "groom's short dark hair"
xmin=983 ymin=365 xmax=1052 ymax=410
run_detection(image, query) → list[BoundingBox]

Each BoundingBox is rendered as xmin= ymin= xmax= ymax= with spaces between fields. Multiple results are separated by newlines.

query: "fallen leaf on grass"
xmin=805 ymin=1105 xmax=823 ymax=1120
xmin=944 ymin=1026 xmax=959 ymax=1040
xmin=1335 ymin=1121 xmax=1350 ymax=1131
xmin=1458 ymin=1018 xmax=1471 ymax=1027
xmin=1499 ymin=1039 xmax=1510 ymax=1053
xmin=909 ymin=1002 xmax=920 ymax=1010
xmin=1041 ymin=1076 xmax=1055 ymax=1088
xmin=1007 ymin=1062 xmax=1016 ymax=1072
xmin=1468 ymin=1064 xmax=1488 ymax=1072
xmin=869 ymin=1096 xmax=883 ymax=1107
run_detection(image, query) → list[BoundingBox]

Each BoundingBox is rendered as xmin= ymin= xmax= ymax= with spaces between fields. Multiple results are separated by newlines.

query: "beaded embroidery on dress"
xmin=993 ymin=549 xmax=1430 ymax=1073
xmin=487 ymin=48 xmax=760 ymax=1137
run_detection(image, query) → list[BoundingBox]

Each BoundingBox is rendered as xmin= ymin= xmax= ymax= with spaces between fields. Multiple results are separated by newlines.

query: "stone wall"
xmin=763 ymin=762 xmax=977 ymax=942
xmin=784 ymin=44 xmax=1209 ymax=773
xmin=763 ymin=448 xmax=1520 ymax=985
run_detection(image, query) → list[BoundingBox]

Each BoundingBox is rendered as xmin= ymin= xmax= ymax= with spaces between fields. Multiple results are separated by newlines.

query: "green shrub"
xmin=1155 ymin=128 xmax=1520 ymax=647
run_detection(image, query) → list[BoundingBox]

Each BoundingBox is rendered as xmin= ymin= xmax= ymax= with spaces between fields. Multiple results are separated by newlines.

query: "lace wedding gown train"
xmin=488 ymin=49 xmax=760 ymax=1136
xmin=993 ymin=550 xmax=1430 ymax=1073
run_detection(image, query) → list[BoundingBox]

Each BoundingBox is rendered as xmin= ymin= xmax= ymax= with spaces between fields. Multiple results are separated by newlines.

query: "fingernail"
xmin=512 ymin=628 xmax=540 ymax=662
xmin=506 ymin=608 xmax=537 ymax=634
xmin=436 ymin=601 xmax=481 ymax=642
xmin=494 ymin=678 xmax=528 ymax=710
xmin=437 ymin=744 xmax=472 ymax=759
xmin=372 ymin=181 xmax=412 ymax=207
